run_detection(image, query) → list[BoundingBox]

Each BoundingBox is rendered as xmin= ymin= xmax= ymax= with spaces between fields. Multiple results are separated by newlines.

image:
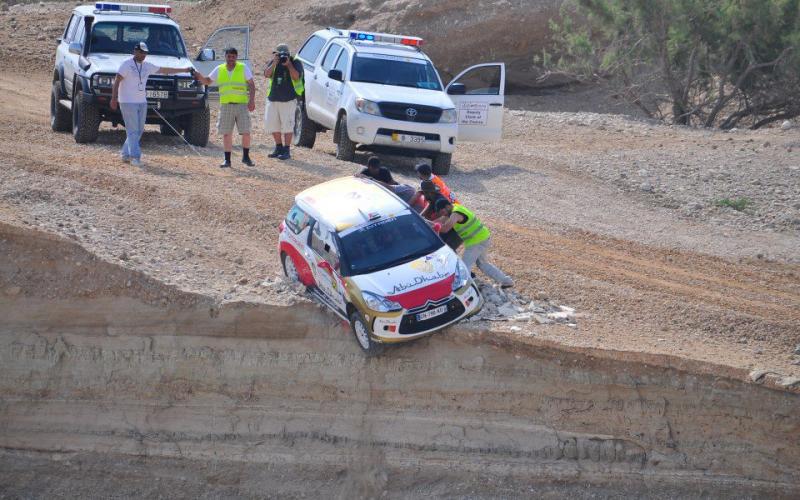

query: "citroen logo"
xmin=405 ymin=108 xmax=418 ymax=118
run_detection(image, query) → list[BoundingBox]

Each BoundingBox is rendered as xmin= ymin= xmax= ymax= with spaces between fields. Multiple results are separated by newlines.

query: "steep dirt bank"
xmin=2 ymin=217 xmax=799 ymax=497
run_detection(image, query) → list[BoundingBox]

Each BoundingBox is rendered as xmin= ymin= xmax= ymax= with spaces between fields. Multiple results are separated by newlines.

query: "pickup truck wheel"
xmin=183 ymin=105 xmax=210 ymax=147
xmin=349 ymin=309 xmax=384 ymax=356
xmin=335 ymin=115 xmax=356 ymax=162
xmin=431 ymin=152 xmax=452 ymax=176
xmin=50 ymin=82 xmax=71 ymax=132
xmin=159 ymin=122 xmax=181 ymax=136
xmin=72 ymin=90 xmax=100 ymax=144
xmin=293 ymin=101 xmax=316 ymax=148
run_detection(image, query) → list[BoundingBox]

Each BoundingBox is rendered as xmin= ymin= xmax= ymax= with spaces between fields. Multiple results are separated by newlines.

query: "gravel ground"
xmin=0 ymin=3 xmax=798 ymax=380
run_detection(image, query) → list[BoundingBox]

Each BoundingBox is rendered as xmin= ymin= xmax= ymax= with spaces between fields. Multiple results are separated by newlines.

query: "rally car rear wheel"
xmin=281 ymin=252 xmax=300 ymax=282
xmin=349 ymin=309 xmax=384 ymax=356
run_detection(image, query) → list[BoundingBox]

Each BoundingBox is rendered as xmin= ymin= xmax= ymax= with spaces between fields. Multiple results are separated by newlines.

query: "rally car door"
xmin=308 ymin=221 xmax=348 ymax=315
xmin=445 ymin=63 xmax=505 ymax=142
xmin=194 ymin=25 xmax=251 ymax=95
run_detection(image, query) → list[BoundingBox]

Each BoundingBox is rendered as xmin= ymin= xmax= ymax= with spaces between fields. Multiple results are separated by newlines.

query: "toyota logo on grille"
xmin=405 ymin=108 xmax=418 ymax=118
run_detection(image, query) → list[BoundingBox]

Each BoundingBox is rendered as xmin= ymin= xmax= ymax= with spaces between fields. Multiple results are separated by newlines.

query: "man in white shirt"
xmin=110 ymin=42 xmax=192 ymax=166
xmin=194 ymin=47 xmax=256 ymax=167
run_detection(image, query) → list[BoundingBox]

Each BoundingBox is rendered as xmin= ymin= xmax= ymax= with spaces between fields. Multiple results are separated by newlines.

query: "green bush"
xmin=549 ymin=0 xmax=800 ymax=129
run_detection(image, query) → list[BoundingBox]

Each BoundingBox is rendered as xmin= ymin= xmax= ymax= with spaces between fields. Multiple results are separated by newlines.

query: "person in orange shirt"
xmin=415 ymin=163 xmax=458 ymax=203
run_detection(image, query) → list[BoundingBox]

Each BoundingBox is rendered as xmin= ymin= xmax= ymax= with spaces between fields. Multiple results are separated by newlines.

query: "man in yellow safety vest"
xmin=194 ymin=47 xmax=256 ymax=168
xmin=433 ymin=198 xmax=513 ymax=288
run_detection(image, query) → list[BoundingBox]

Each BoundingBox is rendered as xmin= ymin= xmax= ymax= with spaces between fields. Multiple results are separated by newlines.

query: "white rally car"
xmin=279 ymin=177 xmax=483 ymax=355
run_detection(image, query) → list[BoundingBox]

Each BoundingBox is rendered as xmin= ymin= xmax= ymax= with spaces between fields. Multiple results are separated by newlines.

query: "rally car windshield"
xmin=339 ymin=213 xmax=444 ymax=275
xmin=89 ymin=22 xmax=187 ymax=58
xmin=351 ymin=54 xmax=442 ymax=90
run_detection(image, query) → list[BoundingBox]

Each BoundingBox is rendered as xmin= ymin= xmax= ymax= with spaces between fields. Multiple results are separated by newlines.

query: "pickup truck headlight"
xmin=452 ymin=259 xmax=469 ymax=291
xmin=92 ymin=74 xmax=114 ymax=88
xmin=355 ymin=97 xmax=381 ymax=116
xmin=177 ymin=79 xmax=195 ymax=90
xmin=440 ymin=108 xmax=457 ymax=123
xmin=361 ymin=290 xmax=402 ymax=312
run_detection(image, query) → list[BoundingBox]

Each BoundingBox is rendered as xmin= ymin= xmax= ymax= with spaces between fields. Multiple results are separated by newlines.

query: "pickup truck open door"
xmin=194 ymin=25 xmax=251 ymax=96
xmin=445 ymin=63 xmax=505 ymax=142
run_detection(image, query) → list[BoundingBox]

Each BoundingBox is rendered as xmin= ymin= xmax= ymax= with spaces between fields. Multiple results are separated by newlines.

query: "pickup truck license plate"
xmin=146 ymin=90 xmax=169 ymax=99
xmin=391 ymin=132 xmax=425 ymax=144
xmin=416 ymin=304 xmax=447 ymax=321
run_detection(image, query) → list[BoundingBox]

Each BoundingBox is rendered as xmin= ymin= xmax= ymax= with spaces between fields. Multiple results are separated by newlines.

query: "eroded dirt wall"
xmin=1 ymin=224 xmax=799 ymax=496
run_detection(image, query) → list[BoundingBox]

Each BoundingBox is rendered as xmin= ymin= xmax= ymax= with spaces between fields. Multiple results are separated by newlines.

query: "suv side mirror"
xmin=447 ymin=83 xmax=466 ymax=95
xmin=198 ymin=48 xmax=215 ymax=61
xmin=68 ymin=42 xmax=83 ymax=55
xmin=57 ymin=37 xmax=62 ymax=44
xmin=328 ymin=69 xmax=343 ymax=82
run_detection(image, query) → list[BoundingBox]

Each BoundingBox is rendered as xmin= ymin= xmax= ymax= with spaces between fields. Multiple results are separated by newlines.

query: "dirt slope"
xmin=1 ymin=224 xmax=799 ymax=497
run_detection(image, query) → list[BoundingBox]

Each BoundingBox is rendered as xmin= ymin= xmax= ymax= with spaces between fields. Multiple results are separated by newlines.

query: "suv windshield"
xmin=339 ymin=212 xmax=444 ymax=275
xmin=351 ymin=54 xmax=441 ymax=90
xmin=89 ymin=22 xmax=186 ymax=58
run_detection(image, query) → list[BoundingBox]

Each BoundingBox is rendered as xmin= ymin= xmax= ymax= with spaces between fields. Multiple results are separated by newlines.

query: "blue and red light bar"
xmin=95 ymin=3 xmax=172 ymax=14
xmin=349 ymin=31 xmax=424 ymax=47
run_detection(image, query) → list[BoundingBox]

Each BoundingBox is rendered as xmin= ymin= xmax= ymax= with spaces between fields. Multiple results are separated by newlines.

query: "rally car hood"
xmin=87 ymin=52 xmax=194 ymax=75
xmin=348 ymin=81 xmax=455 ymax=110
xmin=349 ymin=245 xmax=458 ymax=309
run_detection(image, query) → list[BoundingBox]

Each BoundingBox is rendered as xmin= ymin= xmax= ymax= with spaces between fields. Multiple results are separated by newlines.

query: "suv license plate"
xmin=392 ymin=132 xmax=426 ymax=144
xmin=146 ymin=90 xmax=169 ymax=99
xmin=416 ymin=304 xmax=447 ymax=321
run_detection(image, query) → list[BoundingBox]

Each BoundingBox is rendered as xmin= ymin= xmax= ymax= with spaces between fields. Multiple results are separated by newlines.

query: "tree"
xmin=549 ymin=0 xmax=800 ymax=128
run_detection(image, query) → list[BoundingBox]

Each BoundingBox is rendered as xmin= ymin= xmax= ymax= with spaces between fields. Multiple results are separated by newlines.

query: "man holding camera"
xmin=263 ymin=43 xmax=304 ymax=160
xmin=193 ymin=47 xmax=256 ymax=168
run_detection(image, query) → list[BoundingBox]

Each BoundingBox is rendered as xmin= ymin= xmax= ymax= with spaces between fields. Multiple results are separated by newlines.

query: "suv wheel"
xmin=50 ymin=81 xmax=71 ymax=132
xmin=72 ymin=90 xmax=100 ymax=143
xmin=431 ymin=152 xmax=452 ymax=176
xmin=183 ymin=106 xmax=210 ymax=147
xmin=349 ymin=309 xmax=384 ymax=356
xmin=159 ymin=122 xmax=181 ymax=136
xmin=293 ymin=101 xmax=316 ymax=148
xmin=335 ymin=114 xmax=356 ymax=162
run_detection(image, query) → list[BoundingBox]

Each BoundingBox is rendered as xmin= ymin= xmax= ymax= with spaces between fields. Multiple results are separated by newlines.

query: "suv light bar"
xmin=95 ymin=3 xmax=172 ymax=14
xmin=349 ymin=31 xmax=423 ymax=47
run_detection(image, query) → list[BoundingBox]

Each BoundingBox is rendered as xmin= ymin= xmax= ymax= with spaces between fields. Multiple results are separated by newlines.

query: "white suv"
xmin=293 ymin=28 xmax=506 ymax=175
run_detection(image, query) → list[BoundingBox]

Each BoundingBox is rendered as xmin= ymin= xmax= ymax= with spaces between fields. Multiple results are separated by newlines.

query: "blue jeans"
xmin=119 ymin=102 xmax=147 ymax=160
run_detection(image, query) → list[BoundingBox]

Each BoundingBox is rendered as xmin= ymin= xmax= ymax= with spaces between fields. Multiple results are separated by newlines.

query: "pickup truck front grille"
xmin=378 ymin=102 xmax=442 ymax=123
xmin=146 ymin=76 xmax=175 ymax=91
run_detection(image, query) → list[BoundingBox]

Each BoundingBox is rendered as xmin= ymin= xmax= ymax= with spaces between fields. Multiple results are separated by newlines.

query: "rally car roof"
xmin=295 ymin=176 xmax=408 ymax=233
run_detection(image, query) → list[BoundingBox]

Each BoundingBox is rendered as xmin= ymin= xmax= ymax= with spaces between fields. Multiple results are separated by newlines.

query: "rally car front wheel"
xmin=349 ymin=309 xmax=384 ymax=357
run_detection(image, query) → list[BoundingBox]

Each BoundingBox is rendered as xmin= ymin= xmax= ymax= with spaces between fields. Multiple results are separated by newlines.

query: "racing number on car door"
xmin=445 ymin=63 xmax=505 ymax=142
xmin=309 ymin=223 xmax=347 ymax=313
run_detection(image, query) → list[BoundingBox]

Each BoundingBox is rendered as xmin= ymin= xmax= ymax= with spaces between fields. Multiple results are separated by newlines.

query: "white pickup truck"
xmin=292 ymin=28 xmax=506 ymax=175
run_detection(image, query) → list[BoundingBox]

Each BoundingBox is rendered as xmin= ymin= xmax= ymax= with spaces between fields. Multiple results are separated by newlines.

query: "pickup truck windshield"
xmin=351 ymin=54 xmax=442 ymax=91
xmin=89 ymin=22 xmax=186 ymax=58
xmin=339 ymin=213 xmax=444 ymax=275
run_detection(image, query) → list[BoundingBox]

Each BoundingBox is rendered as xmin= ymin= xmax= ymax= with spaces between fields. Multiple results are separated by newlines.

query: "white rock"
xmin=780 ymin=120 xmax=793 ymax=130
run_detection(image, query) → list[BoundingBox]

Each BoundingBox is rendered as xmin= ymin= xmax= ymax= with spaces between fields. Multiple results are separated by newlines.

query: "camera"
xmin=278 ymin=52 xmax=289 ymax=64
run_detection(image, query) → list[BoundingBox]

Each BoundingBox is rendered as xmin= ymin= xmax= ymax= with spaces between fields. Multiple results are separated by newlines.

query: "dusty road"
xmin=1 ymin=71 xmax=798 ymax=379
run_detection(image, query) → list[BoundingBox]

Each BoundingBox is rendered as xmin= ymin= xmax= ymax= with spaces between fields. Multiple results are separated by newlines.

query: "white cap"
xmin=133 ymin=41 xmax=149 ymax=53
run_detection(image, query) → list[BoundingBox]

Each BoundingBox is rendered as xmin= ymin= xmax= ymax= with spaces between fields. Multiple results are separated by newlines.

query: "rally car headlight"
xmin=355 ymin=97 xmax=381 ymax=116
xmin=452 ymin=259 xmax=469 ymax=291
xmin=92 ymin=74 xmax=114 ymax=87
xmin=439 ymin=108 xmax=457 ymax=123
xmin=361 ymin=290 xmax=402 ymax=312
xmin=177 ymin=79 xmax=195 ymax=90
